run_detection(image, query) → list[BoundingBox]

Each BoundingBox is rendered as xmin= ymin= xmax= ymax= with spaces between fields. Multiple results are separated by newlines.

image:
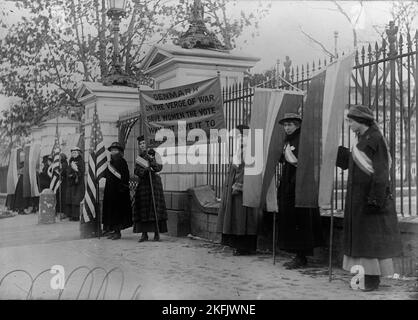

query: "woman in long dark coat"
xmin=336 ymin=105 xmax=402 ymax=291
xmin=38 ymin=155 xmax=52 ymax=191
xmin=55 ymin=153 xmax=69 ymax=217
xmin=133 ymin=136 xmax=167 ymax=242
xmin=102 ymin=142 xmax=133 ymax=240
xmin=277 ymin=113 xmax=323 ymax=269
xmin=66 ymin=147 xmax=85 ymax=221
xmin=11 ymin=161 xmax=29 ymax=214
xmin=216 ymin=124 xmax=259 ymax=255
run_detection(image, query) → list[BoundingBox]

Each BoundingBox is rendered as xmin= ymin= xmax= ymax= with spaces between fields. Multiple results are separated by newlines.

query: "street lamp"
xmin=102 ymin=0 xmax=136 ymax=87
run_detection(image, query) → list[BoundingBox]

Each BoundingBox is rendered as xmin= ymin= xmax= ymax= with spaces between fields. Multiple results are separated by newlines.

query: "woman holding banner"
xmin=217 ymin=124 xmax=259 ymax=256
xmin=11 ymin=154 xmax=29 ymax=214
xmin=133 ymin=136 xmax=167 ymax=242
xmin=336 ymin=105 xmax=402 ymax=291
xmin=276 ymin=113 xmax=323 ymax=269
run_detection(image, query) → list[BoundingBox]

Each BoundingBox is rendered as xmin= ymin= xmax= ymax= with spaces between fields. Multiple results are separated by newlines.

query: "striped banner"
xmin=295 ymin=53 xmax=355 ymax=208
xmin=82 ymin=104 xmax=106 ymax=223
xmin=29 ymin=143 xmax=41 ymax=197
xmin=243 ymin=88 xmax=304 ymax=211
xmin=6 ymin=148 xmax=19 ymax=195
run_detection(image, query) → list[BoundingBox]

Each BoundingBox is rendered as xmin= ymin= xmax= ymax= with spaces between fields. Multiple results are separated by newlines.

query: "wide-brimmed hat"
xmin=70 ymin=146 xmax=81 ymax=152
xmin=347 ymin=105 xmax=374 ymax=121
xmin=108 ymin=142 xmax=124 ymax=152
xmin=278 ymin=113 xmax=302 ymax=125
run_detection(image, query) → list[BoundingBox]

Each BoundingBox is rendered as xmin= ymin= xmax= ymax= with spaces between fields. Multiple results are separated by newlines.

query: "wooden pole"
xmin=328 ymin=183 xmax=335 ymax=282
xmin=273 ymin=211 xmax=276 ymax=265
xmin=148 ymin=169 xmax=160 ymax=239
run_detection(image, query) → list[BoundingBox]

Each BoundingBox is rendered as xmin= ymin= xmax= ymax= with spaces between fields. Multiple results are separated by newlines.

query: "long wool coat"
xmin=336 ymin=125 xmax=402 ymax=258
xmin=102 ymin=154 xmax=133 ymax=230
xmin=133 ymin=150 xmax=167 ymax=224
xmin=216 ymin=164 xmax=258 ymax=236
xmin=277 ymin=128 xmax=323 ymax=255
xmin=38 ymin=165 xmax=51 ymax=191
xmin=55 ymin=160 xmax=68 ymax=213
xmin=66 ymin=155 xmax=85 ymax=206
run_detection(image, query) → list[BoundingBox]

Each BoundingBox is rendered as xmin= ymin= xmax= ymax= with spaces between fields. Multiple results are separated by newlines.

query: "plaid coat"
xmin=133 ymin=150 xmax=167 ymax=223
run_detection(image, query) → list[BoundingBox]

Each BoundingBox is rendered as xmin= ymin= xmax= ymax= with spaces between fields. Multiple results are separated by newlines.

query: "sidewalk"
xmin=0 ymin=213 xmax=416 ymax=300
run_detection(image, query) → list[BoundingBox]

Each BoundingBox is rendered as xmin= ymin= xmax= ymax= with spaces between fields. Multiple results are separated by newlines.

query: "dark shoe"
xmin=138 ymin=233 xmax=148 ymax=242
xmin=284 ymin=255 xmax=308 ymax=269
xmin=102 ymin=230 xmax=112 ymax=237
xmin=361 ymin=275 xmax=380 ymax=292
xmin=111 ymin=232 xmax=121 ymax=240
xmin=153 ymin=234 xmax=160 ymax=241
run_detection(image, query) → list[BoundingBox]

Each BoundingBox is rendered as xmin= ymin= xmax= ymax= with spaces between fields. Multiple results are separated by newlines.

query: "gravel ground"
xmin=0 ymin=213 xmax=416 ymax=300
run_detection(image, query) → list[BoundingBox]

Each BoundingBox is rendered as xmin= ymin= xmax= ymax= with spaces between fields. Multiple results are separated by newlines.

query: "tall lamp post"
xmin=102 ymin=0 xmax=136 ymax=87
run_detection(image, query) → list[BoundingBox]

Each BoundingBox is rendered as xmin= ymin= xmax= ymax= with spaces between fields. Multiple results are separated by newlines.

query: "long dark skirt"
xmin=221 ymin=234 xmax=257 ymax=253
xmin=133 ymin=220 xmax=168 ymax=233
xmin=5 ymin=194 xmax=15 ymax=210
xmin=11 ymin=176 xmax=29 ymax=211
xmin=67 ymin=204 xmax=80 ymax=220
xmin=277 ymin=207 xmax=323 ymax=256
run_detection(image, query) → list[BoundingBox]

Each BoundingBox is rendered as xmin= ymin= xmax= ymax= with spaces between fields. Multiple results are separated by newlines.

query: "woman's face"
xmin=139 ymin=141 xmax=146 ymax=152
xmin=283 ymin=121 xmax=299 ymax=135
xmin=110 ymin=148 xmax=120 ymax=156
xmin=71 ymin=151 xmax=79 ymax=158
xmin=347 ymin=117 xmax=362 ymax=134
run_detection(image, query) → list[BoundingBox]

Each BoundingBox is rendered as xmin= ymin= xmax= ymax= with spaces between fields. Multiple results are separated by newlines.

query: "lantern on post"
xmin=102 ymin=0 xmax=136 ymax=87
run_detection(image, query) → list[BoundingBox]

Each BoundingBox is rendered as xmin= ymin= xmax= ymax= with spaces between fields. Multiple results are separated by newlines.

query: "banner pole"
xmin=273 ymin=211 xmax=276 ymax=265
xmin=96 ymin=176 xmax=101 ymax=239
xmin=328 ymin=182 xmax=335 ymax=282
xmin=148 ymin=170 xmax=160 ymax=239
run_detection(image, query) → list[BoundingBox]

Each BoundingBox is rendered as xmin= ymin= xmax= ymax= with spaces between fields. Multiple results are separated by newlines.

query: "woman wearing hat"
xmin=38 ymin=155 xmax=52 ymax=192
xmin=277 ymin=113 xmax=323 ymax=269
xmin=217 ymin=124 xmax=259 ymax=255
xmin=11 ymin=151 xmax=29 ymax=214
xmin=66 ymin=147 xmax=85 ymax=221
xmin=102 ymin=142 xmax=133 ymax=240
xmin=133 ymin=136 xmax=168 ymax=242
xmin=336 ymin=105 xmax=402 ymax=291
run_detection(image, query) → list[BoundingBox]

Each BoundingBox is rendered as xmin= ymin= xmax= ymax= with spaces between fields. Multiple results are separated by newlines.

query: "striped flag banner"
xmin=29 ymin=143 xmax=41 ymax=196
xmin=7 ymin=148 xmax=20 ymax=195
xmin=243 ymin=88 xmax=304 ymax=211
xmin=82 ymin=104 xmax=107 ymax=223
xmin=295 ymin=53 xmax=355 ymax=208
xmin=49 ymin=125 xmax=62 ymax=193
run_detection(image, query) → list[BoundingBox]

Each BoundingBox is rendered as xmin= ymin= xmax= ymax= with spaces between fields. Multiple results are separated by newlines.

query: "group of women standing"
xmin=217 ymin=104 xmax=402 ymax=292
xmin=6 ymin=147 xmax=86 ymax=221
xmin=102 ymin=136 xmax=167 ymax=242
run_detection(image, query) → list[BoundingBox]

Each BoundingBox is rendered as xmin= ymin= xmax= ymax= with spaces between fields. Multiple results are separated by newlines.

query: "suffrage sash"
xmin=352 ymin=131 xmax=392 ymax=177
xmin=284 ymin=144 xmax=298 ymax=166
xmin=108 ymin=163 xmax=121 ymax=180
xmin=352 ymin=144 xmax=374 ymax=176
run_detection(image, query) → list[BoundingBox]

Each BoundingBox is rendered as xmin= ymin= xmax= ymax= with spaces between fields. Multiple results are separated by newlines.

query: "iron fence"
xmin=208 ymin=24 xmax=418 ymax=217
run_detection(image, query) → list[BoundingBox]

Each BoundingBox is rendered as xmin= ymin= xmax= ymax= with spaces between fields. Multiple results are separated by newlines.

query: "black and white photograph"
xmin=0 ymin=0 xmax=417 ymax=306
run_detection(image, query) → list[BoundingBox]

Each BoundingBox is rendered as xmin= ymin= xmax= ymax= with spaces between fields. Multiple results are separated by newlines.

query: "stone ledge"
xmin=187 ymin=185 xmax=219 ymax=215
